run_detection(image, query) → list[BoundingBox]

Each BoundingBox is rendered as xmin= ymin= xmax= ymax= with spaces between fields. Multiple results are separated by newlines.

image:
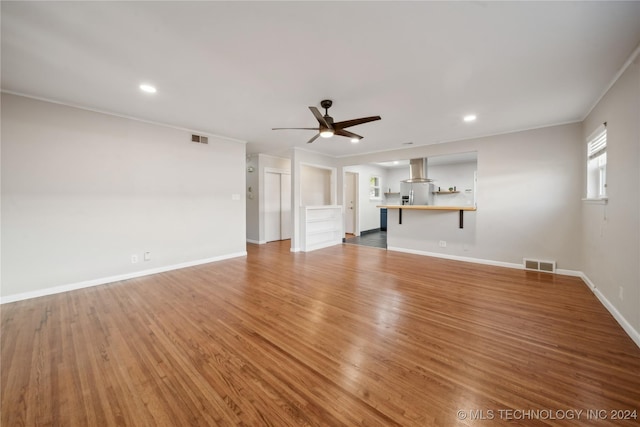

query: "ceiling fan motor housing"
xmin=271 ymin=98 xmax=380 ymax=144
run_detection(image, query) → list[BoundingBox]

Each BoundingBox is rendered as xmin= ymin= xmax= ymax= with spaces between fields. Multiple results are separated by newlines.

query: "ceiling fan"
xmin=272 ymin=100 xmax=381 ymax=144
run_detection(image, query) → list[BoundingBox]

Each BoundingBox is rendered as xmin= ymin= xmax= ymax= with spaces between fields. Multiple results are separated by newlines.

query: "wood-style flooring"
xmin=344 ymin=231 xmax=387 ymax=249
xmin=2 ymin=241 xmax=640 ymax=426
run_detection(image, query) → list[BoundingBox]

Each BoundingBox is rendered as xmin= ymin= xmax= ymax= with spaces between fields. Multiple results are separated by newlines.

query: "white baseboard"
xmin=555 ymin=268 xmax=584 ymax=277
xmin=0 ymin=251 xmax=247 ymax=304
xmin=302 ymin=240 xmax=343 ymax=253
xmin=387 ymin=246 xmax=525 ymax=271
xmin=387 ymin=247 xmax=586 ymax=276
xmin=386 ymin=246 xmax=639 ymax=349
xmin=246 ymin=239 xmax=266 ymax=244
xmin=580 ymin=273 xmax=640 ymax=349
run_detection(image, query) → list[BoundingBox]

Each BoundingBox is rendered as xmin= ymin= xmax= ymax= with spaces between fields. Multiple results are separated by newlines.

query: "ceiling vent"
xmin=523 ymin=258 xmax=556 ymax=273
xmin=191 ymin=134 xmax=208 ymax=144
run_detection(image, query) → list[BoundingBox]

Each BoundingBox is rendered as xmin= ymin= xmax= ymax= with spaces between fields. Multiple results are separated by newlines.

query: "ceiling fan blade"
xmin=272 ymin=127 xmax=319 ymax=130
xmin=309 ymin=106 xmax=332 ymax=129
xmin=335 ymin=129 xmax=363 ymax=140
xmin=307 ymin=133 xmax=320 ymax=144
xmin=333 ymin=116 xmax=381 ymax=129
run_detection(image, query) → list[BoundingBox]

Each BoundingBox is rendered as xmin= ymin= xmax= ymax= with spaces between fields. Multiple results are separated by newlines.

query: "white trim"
xmin=302 ymin=240 xmax=342 ymax=252
xmin=246 ymin=239 xmax=266 ymax=245
xmin=387 ymin=246 xmax=640 ymax=349
xmin=580 ymin=272 xmax=597 ymax=291
xmin=388 ymin=246 xmax=584 ymax=278
xmin=583 ymin=42 xmax=640 ymax=120
xmin=264 ymin=167 xmax=291 ymax=175
xmin=290 ymin=247 xmax=301 ymax=252
xmin=388 ymin=246 xmax=584 ymax=277
xmin=1 ymin=90 xmax=247 ymax=145
xmin=582 ymin=198 xmax=608 ymax=204
xmin=555 ymin=268 xmax=584 ymax=278
xmin=343 ymin=170 xmax=360 ymax=236
xmin=335 ymin=120 xmax=581 ymax=159
xmin=580 ymin=273 xmax=640 ymax=349
xmin=387 ymin=246 xmax=524 ymax=270
xmin=0 ymin=251 xmax=247 ymax=304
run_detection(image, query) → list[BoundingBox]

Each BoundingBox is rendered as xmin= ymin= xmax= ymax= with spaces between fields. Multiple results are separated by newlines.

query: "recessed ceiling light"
xmin=463 ymin=114 xmax=477 ymax=122
xmin=139 ymin=84 xmax=157 ymax=93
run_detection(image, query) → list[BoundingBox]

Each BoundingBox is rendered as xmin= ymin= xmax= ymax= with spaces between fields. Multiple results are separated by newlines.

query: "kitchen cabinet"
xmin=380 ymin=208 xmax=388 ymax=231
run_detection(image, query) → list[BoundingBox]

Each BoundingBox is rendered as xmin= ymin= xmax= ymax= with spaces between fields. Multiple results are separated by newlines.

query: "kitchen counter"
xmin=377 ymin=205 xmax=476 ymax=211
xmin=376 ymin=205 xmax=477 ymax=228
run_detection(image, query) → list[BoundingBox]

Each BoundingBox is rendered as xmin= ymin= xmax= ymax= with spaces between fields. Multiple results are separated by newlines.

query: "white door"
xmin=345 ymin=172 xmax=357 ymax=234
xmin=280 ymin=174 xmax=291 ymax=240
xmin=265 ymin=171 xmax=291 ymax=242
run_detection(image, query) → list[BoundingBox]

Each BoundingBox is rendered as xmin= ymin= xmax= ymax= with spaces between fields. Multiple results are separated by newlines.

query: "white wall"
xmin=386 ymin=167 xmax=408 ymax=192
xmin=1 ymin=94 xmax=247 ymax=301
xmin=430 ymin=161 xmax=476 ymax=207
xmin=246 ymin=154 xmax=260 ymax=242
xmin=301 ymin=165 xmax=331 ymax=206
xmin=581 ymin=56 xmax=640 ymax=340
xmin=338 ymin=123 xmax=583 ymax=270
xmin=385 ymin=167 xmax=407 ymax=205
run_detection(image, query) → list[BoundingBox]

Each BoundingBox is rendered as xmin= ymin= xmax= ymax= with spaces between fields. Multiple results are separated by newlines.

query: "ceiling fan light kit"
xmin=272 ymin=99 xmax=381 ymax=144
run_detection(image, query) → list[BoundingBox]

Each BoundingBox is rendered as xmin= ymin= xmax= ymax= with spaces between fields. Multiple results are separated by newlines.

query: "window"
xmin=369 ymin=176 xmax=381 ymax=200
xmin=586 ymin=124 xmax=607 ymax=200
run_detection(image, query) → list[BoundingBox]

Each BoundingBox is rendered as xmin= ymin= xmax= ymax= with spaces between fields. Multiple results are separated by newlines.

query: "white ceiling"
xmin=376 ymin=151 xmax=478 ymax=169
xmin=2 ymin=1 xmax=640 ymax=158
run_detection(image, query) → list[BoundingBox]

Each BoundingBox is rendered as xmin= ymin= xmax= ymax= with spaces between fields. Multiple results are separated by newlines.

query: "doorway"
xmin=265 ymin=171 xmax=291 ymax=242
xmin=344 ymin=172 xmax=358 ymax=235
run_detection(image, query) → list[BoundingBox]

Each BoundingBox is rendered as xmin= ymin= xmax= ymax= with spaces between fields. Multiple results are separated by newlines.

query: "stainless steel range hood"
xmin=402 ymin=158 xmax=433 ymax=183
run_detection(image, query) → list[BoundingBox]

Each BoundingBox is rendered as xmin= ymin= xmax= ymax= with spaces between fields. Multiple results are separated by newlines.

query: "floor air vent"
xmin=523 ymin=258 xmax=556 ymax=273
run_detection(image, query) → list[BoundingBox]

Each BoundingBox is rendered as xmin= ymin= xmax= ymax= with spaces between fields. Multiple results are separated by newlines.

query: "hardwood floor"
xmin=2 ymin=241 xmax=640 ymax=426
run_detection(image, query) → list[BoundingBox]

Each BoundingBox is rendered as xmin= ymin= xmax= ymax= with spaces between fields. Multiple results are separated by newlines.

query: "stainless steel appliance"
xmin=400 ymin=181 xmax=434 ymax=205
xmin=400 ymin=158 xmax=434 ymax=205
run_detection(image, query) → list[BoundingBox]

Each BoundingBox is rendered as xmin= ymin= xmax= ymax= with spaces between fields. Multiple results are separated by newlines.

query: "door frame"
xmin=264 ymin=167 xmax=292 ymax=243
xmin=343 ymin=171 xmax=360 ymax=236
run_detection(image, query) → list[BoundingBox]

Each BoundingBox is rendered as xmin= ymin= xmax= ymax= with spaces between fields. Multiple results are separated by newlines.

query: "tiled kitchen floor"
xmin=343 ymin=231 xmax=387 ymax=249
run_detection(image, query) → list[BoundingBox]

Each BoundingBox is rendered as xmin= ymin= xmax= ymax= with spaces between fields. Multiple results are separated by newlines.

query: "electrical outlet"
xmin=619 ymin=286 xmax=624 ymax=301
xmin=144 ymin=252 xmax=151 ymax=261
xmin=131 ymin=254 xmax=138 ymax=264
xmin=439 ymin=240 xmax=447 ymax=248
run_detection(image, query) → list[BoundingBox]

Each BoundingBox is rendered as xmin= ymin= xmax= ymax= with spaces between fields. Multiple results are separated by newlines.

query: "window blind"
xmin=587 ymin=125 xmax=606 ymax=160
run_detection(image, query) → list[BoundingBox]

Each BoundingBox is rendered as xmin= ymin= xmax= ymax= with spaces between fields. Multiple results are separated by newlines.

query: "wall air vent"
xmin=191 ymin=134 xmax=209 ymax=144
xmin=523 ymin=258 xmax=556 ymax=273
